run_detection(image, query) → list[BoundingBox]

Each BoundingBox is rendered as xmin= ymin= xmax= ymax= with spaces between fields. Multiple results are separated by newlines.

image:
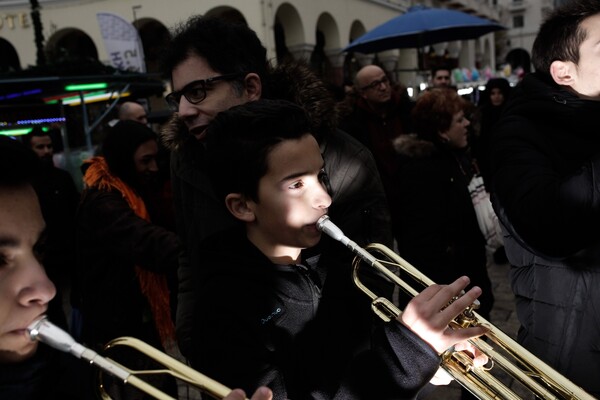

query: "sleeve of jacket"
xmin=190 ymin=275 xmax=291 ymax=399
xmin=85 ymin=189 xmax=181 ymax=273
xmin=335 ymin=321 xmax=441 ymax=399
xmin=491 ymin=116 xmax=600 ymax=258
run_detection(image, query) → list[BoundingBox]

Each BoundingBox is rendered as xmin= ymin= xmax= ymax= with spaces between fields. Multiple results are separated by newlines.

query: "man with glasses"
xmin=339 ymin=64 xmax=414 ymax=245
xmin=160 ymin=17 xmax=394 ymax=364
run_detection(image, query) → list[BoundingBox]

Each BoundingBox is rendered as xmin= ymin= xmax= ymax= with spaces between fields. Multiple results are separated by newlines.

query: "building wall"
xmin=496 ymin=0 xmax=554 ymax=72
xmin=0 ymin=0 xmax=500 ymax=87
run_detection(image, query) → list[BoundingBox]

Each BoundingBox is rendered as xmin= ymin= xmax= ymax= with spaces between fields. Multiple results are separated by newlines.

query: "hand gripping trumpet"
xmin=316 ymin=215 xmax=594 ymax=400
xmin=27 ymin=317 xmax=245 ymax=400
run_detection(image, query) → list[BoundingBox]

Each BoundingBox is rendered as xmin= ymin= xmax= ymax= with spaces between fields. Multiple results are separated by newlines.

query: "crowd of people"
xmin=1 ymin=0 xmax=599 ymax=399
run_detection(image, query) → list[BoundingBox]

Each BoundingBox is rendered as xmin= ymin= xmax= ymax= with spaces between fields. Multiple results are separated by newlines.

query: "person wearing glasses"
xmin=160 ymin=15 xmax=395 ymax=366
xmin=338 ymin=64 xmax=414 ymax=249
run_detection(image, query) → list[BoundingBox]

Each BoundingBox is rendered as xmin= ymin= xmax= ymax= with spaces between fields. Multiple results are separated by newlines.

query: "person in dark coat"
xmin=0 ymin=137 xmax=272 ymax=400
xmin=192 ymin=99 xmax=488 ymax=400
xmin=394 ymin=89 xmax=494 ymax=321
xmin=473 ymin=77 xmax=511 ymax=188
xmin=338 ymin=64 xmax=414 ymax=241
xmin=490 ymin=0 xmax=600 ymax=395
xmin=0 ymin=137 xmax=89 ymax=400
xmin=159 ymin=16 xmax=393 ymax=360
xmin=75 ymin=121 xmax=181 ymax=399
xmin=22 ymin=127 xmax=80 ymax=330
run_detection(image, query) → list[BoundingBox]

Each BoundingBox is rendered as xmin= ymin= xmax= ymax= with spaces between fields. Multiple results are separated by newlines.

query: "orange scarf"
xmin=83 ymin=156 xmax=175 ymax=346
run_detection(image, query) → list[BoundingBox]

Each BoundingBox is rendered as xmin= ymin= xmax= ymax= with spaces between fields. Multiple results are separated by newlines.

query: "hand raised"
xmin=399 ymin=276 xmax=489 ymax=354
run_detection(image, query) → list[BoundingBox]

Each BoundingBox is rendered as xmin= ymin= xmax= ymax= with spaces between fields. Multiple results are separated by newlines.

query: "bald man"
xmin=118 ymin=101 xmax=148 ymax=125
xmin=354 ymin=65 xmax=393 ymax=110
xmin=339 ymin=65 xmax=414 ymax=244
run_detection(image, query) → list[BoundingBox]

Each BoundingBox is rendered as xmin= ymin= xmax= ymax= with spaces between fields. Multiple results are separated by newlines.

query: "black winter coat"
xmin=491 ymin=72 xmax=600 ymax=396
xmin=75 ymin=187 xmax=181 ymax=349
xmin=190 ymin=226 xmax=440 ymax=400
xmin=161 ymin=63 xmax=394 ymax=358
xmin=394 ymin=136 xmax=494 ymax=318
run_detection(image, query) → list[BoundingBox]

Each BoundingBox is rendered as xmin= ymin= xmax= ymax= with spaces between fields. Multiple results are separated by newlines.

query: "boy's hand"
xmin=399 ymin=276 xmax=489 ymax=356
xmin=225 ymin=387 xmax=273 ymax=400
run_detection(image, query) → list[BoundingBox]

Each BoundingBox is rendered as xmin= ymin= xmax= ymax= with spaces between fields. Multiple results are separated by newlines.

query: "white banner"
xmin=96 ymin=12 xmax=146 ymax=72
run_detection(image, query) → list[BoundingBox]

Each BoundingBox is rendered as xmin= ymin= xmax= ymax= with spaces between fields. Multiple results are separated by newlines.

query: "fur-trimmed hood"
xmin=159 ymin=112 xmax=188 ymax=152
xmin=392 ymin=133 xmax=436 ymax=159
xmin=265 ymin=61 xmax=339 ymax=143
xmin=159 ymin=61 xmax=339 ymax=150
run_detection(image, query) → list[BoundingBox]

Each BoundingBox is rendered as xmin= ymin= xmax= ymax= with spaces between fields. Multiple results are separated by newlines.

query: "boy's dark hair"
xmin=0 ymin=136 xmax=41 ymax=189
xmin=161 ymin=16 xmax=269 ymax=94
xmin=532 ymin=0 xmax=600 ymax=76
xmin=102 ymin=120 xmax=156 ymax=187
xmin=205 ymin=99 xmax=311 ymax=202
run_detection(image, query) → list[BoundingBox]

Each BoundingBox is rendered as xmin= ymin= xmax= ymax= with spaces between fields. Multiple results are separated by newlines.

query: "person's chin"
xmin=302 ymin=229 xmax=322 ymax=247
xmin=0 ymin=334 xmax=39 ymax=363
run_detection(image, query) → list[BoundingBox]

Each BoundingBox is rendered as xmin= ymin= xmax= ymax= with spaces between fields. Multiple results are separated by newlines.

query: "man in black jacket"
xmin=194 ymin=99 xmax=488 ymax=399
xmin=23 ymin=127 xmax=79 ymax=330
xmin=490 ymin=0 xmax=600 ymax=395
xmin=160 ymin=16 xmax=394 ymax=360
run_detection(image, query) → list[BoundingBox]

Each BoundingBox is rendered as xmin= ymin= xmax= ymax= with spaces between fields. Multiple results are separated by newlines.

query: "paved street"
xmin=422 ymin=254 xmax=531 ymax=400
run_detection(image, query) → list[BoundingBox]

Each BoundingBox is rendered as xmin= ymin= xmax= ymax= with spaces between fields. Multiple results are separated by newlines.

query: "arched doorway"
xmin=505 ymin=48 xmax=531 ymax=74
xmin=273 ymin=4 xmax=305 ymax=64
xmin=0 ymin=38 xmax=20 ymax=72
xmin=46 ymin=28 xmax=98 ymax=65
xmin=343 ymin=20 xmax=367 ymax=84
xmin=134 ymin=18 xmax=170 ymax=74
xmin=204 ymin=7 xmax=247 ymax=25
xmin=312 ymin=12 xmax=341 ymax=85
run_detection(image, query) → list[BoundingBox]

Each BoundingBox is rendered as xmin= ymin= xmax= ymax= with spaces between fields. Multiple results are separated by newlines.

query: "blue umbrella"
xmin=345 ymin=5 xmax=506 ymax=54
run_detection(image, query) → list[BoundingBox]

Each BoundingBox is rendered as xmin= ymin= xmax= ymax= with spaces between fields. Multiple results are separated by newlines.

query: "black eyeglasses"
xmin=165 ymin=73 xmax=242 ymax=112
xmin=360 ymin=76 xmax=390 ymax=91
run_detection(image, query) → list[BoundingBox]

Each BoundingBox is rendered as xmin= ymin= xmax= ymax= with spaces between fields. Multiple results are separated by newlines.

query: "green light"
xmin=64 ymin=82 xmax=108 ymax=91
xmin=0 ymin=128 xmax=33 ymax=136
xmin=42 ymin=126 xmax=50 ymax=132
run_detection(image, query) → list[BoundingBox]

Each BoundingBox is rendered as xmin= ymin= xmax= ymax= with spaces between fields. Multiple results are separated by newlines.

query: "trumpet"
xmin=316 ymin=215 xmax=595 ymax=400
xmin=27 ymin=317 xmax=244 ymax=400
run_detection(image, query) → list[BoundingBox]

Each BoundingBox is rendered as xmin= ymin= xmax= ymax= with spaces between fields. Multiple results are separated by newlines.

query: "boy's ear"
xmin=225 ymin=193 xmax=255 ymax=222
xmin=244 ymin=73 xmax=262 ymax=101
xmin=550 ymin=60 xmax=576 ymax=87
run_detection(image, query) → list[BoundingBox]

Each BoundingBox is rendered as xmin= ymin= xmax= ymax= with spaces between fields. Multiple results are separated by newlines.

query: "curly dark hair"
xmin=160 ymin=15 xmax=269 ymax=94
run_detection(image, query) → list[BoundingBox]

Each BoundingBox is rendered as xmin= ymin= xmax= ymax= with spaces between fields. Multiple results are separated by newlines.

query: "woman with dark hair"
xmin=393 ymin=88 xmax=494 ymax=322
xmin=474 ymin=78 xmax=511 ymax=187
xmin=75 ymin=120 xmax=181 ymax=399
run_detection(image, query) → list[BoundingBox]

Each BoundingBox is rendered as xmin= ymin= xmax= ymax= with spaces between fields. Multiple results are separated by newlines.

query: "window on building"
xmin=513 ymin=15 xmax=525 ymax=28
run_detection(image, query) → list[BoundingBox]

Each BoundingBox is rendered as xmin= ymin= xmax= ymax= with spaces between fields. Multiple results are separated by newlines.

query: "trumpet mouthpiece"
xmin=317 ymin=215 xmax=345 ymax=241
xmin=27 ymin=317 xmax=85 ymax=357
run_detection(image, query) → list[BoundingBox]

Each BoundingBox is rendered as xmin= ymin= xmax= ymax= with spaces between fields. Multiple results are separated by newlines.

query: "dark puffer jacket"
xmin=491 ymin=72 xmax=600 ymax=396
xmin=161 ymin=61 xmax=394 ymax=358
